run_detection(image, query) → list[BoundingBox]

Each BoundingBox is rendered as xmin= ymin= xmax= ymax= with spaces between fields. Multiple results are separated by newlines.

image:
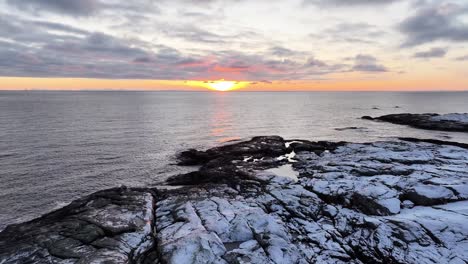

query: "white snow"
xmin=377 ymin=198 xmax=401 ymax=214
xmin=243 ymin=156 xmax=253 ymax=162
xmin=285 ymin=141 xmax=302 ymax=148
xmin=430 ymin=113 xmax=468 ymax=123
xmin=276 ymin=151 xmax=297 ymax=162
xmin=411 ymin=184 xmax=454 ymax=199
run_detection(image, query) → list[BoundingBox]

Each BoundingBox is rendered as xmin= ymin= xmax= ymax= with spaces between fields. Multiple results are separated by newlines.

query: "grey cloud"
xmin=352 ymin=54 xmax=388 ymax=72
xmin=269 ymin=46 xmax=297 ymax=57
xmin=0 ymin=17 xmax=344 ymax=80
xmin=0 ymin=14 xmax=202 ymax=79
xmin=4 ymin=0 xmax=160 ymax=17
xmin=6 ymin=0 xmax=100 ymax=16
xmin=0 ymin=12 xmax=352 ymax=81
xmin=158 ymin=24 xmax=262 ymax=45
xmin=311 ymin=22 xmax=386 ymax=45
xmin=455 ymin=55 xmax=468 ymax=61
xmin=399 ymin=3 xmax=468 ymax=47
xmin=304 ymin=0 xmax=402 ymax=7
xmin=161 ymin=25 xmax=227 ymax=43
xmin=306 ymin=57 xmax=327 ymax=67
xmin=330 ymin=23 xmax=384 ymax=37
xmin=413 ymin=47 xmax=447 ymax=58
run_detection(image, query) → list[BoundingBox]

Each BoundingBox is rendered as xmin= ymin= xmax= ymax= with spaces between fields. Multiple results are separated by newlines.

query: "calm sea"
xmin=1 ymin=91 xmax=468 ymax=229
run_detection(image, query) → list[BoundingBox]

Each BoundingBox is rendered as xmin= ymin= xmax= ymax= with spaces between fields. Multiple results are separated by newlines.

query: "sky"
xmin=0 ymin=0 xmax=467 ymax=91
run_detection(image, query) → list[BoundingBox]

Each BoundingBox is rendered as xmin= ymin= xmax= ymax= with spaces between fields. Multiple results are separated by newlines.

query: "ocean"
xmin=1 ymin=91 xmax=467 ymax=230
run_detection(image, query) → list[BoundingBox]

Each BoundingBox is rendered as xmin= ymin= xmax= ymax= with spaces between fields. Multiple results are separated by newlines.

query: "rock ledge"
xmin=362 ymin=113 xmax=468 ymax=132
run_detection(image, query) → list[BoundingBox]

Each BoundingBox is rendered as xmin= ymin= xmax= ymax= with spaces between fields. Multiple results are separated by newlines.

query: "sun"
xmin=208 ymin=81 xmax=236 ymax=91
xmin=184 ymin=79 xmax=249 ymax=91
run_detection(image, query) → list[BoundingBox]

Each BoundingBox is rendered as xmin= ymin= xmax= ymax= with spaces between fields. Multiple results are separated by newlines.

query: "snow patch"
xmin=430 ymin=113 xmax=468 ymax=123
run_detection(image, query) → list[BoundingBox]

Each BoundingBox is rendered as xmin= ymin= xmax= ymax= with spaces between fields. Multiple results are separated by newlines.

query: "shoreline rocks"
xmin=1 ymin=136 xmax=467 ymax=263
xmin=362 ymin=113 xmax=468 ymax=132
xmin=0 ymin=188 xmax=158 ymax=263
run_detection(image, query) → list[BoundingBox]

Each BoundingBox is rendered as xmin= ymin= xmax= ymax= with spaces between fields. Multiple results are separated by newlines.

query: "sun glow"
xmin=208 ymin=81 xmax=237 ymax=91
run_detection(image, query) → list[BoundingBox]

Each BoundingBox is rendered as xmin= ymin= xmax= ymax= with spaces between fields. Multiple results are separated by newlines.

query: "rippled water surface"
xmin=1 ymin=91 xmax=468 ymax=229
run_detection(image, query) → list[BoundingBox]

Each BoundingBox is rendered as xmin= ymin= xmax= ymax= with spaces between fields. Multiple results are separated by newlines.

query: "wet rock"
xmin=177 ymin=136 xmax=287 ymax=166
xmin=362 ymin=113 xmax=468 ymax=132
xmin=334 ymin=127 xmax=367 ymax=131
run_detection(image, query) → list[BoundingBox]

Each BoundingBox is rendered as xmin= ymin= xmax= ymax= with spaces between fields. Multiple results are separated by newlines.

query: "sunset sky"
xmin=1 ymin=0 xmax=467 ymax=91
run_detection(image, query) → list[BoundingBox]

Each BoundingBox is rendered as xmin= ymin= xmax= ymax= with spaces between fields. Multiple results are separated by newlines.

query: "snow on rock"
xmin=1 ymin=136 xmax=467 ymax=264
xmin=156 ymin=137 xmax=468 ymax=263
xmin=430 ymin=113 xmax=468 ymax=123
xmin=405 ymin=184 xmax=455 ymax=205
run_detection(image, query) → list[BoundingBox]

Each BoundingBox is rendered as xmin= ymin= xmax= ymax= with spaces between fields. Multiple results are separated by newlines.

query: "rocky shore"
xmin=1 ymin=136 xmax=467 ymax=263
xmin=362 ymin=113 xmax=468 ymax=132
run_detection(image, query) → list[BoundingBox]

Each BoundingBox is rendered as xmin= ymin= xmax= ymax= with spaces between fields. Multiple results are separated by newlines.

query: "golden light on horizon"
xmin=0 ymin=77 xmax=467 ymax=91
xmin=185 ymin=80 xmax=250 ymax=91
xmin=208 ymin=81 xmax=237 ymax=91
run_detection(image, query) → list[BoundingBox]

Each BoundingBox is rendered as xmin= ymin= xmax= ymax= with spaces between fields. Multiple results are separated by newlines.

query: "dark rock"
xmin=177 ymin=136 xmax=287 ymax=166
xmin=362 ymin=113 xmax=468 ymax=132
xmin=0 ymin=187 xmax=158 ymax=263
xmin=334 ymin=127 xmax=367 ymax=131
xmin=177 ymin=149 xmax=212 ymax=165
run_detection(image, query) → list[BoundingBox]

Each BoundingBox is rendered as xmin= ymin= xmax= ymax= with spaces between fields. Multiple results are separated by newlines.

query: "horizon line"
xmin=1 ymin=89 xmax=468 ymax=93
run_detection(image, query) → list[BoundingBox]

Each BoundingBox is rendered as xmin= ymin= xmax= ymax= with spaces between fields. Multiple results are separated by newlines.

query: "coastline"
xmin=1 ymin=135 xmax=467 ymax=263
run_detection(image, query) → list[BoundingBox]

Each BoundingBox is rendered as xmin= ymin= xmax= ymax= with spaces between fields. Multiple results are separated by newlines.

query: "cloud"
xmin=352 ymin=55 xmax=388 ymax=72
xmin=6 ymin=0 xmax=100 ymax=16
xmin=413 ymin=47 xmax=447 ymax=58
xmin=269 ymin=46 xmax=298 ymax=57
xmin=305 ymin=57 xmax=327 ymax=67
xmin=399 ymin=2 xmax=468 ymax=47
xmin=0 ymin=14 xmax=350 ymax=81
xmin=304 ymin=0 xmax=402 ymax=7
xmin=0 ymin=14 xmax=199 ymax=79
xmin=318 ymin=22 xmax=386 ymax=44
xmin=455 ymin=55 xmax=468 ymax=61
xmin=4 ymin=0 xmax=160 ymax=17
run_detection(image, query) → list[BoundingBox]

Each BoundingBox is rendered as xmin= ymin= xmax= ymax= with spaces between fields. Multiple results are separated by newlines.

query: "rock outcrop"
xmin=362 ymin=113 xmax=468 ymax=132
xmin=1 ymin=136 xmax=467 ymax=263
xmin=0 ymin=188 xmax=158 ymax=263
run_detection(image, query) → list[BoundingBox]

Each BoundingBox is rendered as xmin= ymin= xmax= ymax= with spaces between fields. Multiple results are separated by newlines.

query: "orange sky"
xmin=1 ymin=77 xmax=467 ymax=92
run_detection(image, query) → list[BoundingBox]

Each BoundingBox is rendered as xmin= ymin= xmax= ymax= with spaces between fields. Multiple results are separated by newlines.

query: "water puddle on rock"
xmin=265 ymin=164 xmax=299 ymax=182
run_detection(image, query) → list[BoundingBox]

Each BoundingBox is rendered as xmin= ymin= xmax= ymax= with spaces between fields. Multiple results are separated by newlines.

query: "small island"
xmin=1 ymin=135 xmax=467 ymax=263
xmin=362 ymin=113 xmax=468 ymax=132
